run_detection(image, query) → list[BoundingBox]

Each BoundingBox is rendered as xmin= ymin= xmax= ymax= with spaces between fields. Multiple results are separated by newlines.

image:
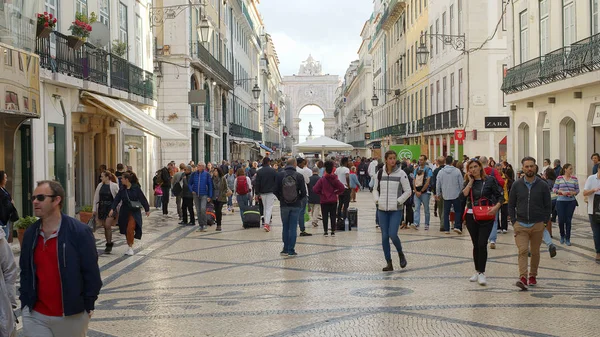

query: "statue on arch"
xmin=308 ymin=122 xmax=313 ymax=136
xmin=299 ymin=54 xmax=322 ymax=76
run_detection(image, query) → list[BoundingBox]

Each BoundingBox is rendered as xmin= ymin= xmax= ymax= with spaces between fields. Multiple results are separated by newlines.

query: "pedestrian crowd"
xmin=1 ymin=151 xmax=600 ymax=336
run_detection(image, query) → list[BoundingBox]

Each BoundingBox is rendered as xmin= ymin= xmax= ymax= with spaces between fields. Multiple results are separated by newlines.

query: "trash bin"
xmin=348 ymin=207 xmax=358 ymax=228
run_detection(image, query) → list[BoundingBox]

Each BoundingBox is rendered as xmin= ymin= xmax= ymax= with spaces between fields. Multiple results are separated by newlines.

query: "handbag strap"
xmin=469 ymin=181 xmax=487 ymax=208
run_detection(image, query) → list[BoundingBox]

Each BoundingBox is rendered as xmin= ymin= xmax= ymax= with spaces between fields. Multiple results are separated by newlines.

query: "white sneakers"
xmin=125 ymin=247 xmax=135 ymax=256
xmin=470 ymin=272 xmax=487 ymax=286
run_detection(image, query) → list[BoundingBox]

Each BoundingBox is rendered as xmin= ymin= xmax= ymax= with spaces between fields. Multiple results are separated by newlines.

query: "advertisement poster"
xmin=389 ymin=145 xmax=421 ymax=161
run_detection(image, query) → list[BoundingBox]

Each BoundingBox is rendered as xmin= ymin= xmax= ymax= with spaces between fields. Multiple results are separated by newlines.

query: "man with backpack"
xmin=189 ymin=162 xmax=213 ymax=232
xmin=275 ymin=158 xmax=307 ymax=257
xmin=254 ymin=157 xmax=277 ymax=232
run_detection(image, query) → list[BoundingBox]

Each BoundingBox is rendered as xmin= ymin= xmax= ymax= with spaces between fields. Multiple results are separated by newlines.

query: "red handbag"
xmin=470 ymin=183 xmax=495 ymax=222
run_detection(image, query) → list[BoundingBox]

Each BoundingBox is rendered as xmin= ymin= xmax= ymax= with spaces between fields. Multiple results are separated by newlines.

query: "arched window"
xmin=560 ymin=117 xmax=576 ymax=171
xmin=222 ymin=94 xmax=227 ymax=126
xmin=518 ymin=122 xmax=530 ymax=160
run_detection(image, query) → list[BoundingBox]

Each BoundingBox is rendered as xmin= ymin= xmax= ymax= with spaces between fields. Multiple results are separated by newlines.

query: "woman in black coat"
xmin=0 ymin=171 xmax=18 ymax=240
xmin=109 ymin=172 xmax=149 ymax=256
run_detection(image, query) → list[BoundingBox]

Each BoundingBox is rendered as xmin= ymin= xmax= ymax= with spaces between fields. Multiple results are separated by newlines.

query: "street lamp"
xmin=252 ymin=83 xmax=261 ymax=100
xmin=416 ymin=32 xmax=466 ymax=66
xmin=371 ymin=92 xmax=379 ymax=107
xmin=197 ymin=17 xmax=213 ymax=43
xmin=268 ymin=106 xmax=274 ymax=118
xmin=416 ymin=41 xmax=429 ymax=66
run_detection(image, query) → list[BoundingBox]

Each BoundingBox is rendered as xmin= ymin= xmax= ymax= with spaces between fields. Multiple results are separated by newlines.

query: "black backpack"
xmin=282 ymin=172 xmax=298 ymax=204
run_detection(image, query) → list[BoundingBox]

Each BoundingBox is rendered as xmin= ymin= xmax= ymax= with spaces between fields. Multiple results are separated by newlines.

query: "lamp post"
xmin=416 ymin=32 xmax=466 ymax=66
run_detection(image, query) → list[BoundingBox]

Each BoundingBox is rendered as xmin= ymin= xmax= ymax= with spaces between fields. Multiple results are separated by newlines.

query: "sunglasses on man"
xmin=31 ymin=194 xmax=56 ymax=202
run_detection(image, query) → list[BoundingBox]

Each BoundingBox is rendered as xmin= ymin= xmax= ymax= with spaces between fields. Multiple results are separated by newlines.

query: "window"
xmin=100 ymin=0 xmax=109 ymax=26
xmin=419 ymin=89 xmax=423 ymax=119
xmin=23 ymin=97 xmax=28 ymax=111
xmin=540 ymin=0 xmax=549 ymax=55
xmin=442 ymin=76 xmax=447 ymax=111
xmin=442 ymin=12 xmax=447 ymax=50
xmin=450 ymin=5 xmax=455 ymax=35
xmin=563 ymin=1 xmax=576 ymax=46
xmin=45 ymin=0 xmax=58 ymax=20
xmin=458 ymin=69 xmax=463 ymax=108
xmin=450 ymin=73 xmax=455 ymax=108
xmin=415 ymin=41 xmax=418 ymax=71
xmin=436 ymin=80 xmax=440 ymax=113
xmin=76 ymin=0 xmax=87 ymax=15
xmin=5 ymin=91 xmax=18 ymax=111
xmin=594 ymin=0 xmax=599 ymax=35
xmin=425 ymin=85 xmax=429 ymax=116
xmin=520 ymin=10 xmax=529 ymax=63
xmin=4 ymin=48 xmax=12 ymax=66
xmin=135 ymin=15 xmax=142 ymax=67
xmin=119 ymin=3 xmax=128 ymax=56
xmin=502 ymin=0 xmax=508 ymax=31
xmin=458 ymin=0 xmax=463 ymax=34
xmin=430 ymin=84 xmax=434 ymax=116
xmin=435 ymin=19 xmax=440 ymax=55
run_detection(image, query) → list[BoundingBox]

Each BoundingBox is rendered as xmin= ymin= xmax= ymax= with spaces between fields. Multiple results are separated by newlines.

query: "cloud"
xmin=258 ymin=0 xmax=372 ymax=77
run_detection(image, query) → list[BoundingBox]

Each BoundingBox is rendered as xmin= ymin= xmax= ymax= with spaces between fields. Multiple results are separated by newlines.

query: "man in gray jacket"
xmin=0 ymin=228 xmax=17 ymax=337
xmin=435 ymin=156 xmax=465 ymax=234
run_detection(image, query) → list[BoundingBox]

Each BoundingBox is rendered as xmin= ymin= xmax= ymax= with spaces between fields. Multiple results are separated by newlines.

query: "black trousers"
xmin=337 ymin=188 xmax=351 ymax=220
xmin=214 ymin=200 xmax=224 ymax=227
xmin=404 ymin=202 xmax=414 ymax=224
xmin=321 ymin=203 xmax=337 ymax=233
xmin=465 ymin=214 xmax=494 ymax=273
xmin=161 ymin=186 xmax=170 ymax=214
xmin=499 ymin=203 xmax=509 ymax=231
xmin=182 ymin=197 xmax=195 ymax=224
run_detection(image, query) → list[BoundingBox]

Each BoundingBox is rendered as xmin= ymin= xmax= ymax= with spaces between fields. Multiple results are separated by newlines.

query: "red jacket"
xmin=484 ymin=167 xmax=505 ymax=187
xmin=312 ymin=174 xmax=345 ymax=204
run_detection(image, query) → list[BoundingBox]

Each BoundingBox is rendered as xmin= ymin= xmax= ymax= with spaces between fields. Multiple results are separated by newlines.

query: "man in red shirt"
xmin=19 ymin=181 xmax=101 ymax=336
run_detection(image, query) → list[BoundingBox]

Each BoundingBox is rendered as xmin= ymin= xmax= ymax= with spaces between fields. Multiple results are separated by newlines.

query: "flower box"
xmin=36 ymin=25 xmax=53 ymax=38
xmin=67 ymin=35 xmax=85 ymax=49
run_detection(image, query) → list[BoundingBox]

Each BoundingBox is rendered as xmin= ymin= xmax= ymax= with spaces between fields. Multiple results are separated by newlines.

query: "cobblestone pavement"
xmin=14 ymin=191 xmax=600 ymax=336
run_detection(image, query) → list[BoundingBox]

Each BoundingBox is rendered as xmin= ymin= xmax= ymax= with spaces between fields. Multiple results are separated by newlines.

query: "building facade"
xmin=502 ymin=0 xmax=600 ymax=215
xmin=33 ymin=0 xmax=176 ymax=215
xmin=0 ymin=2 xmax=40 ymax=223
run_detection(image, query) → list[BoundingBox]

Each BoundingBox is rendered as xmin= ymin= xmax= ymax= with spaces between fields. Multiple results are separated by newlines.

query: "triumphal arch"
xmin=282 ymin=55 xmax=340 ymax=141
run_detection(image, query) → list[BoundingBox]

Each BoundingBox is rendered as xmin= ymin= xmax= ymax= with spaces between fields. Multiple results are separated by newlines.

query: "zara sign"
xmin=484 ymin=117 xmax=510 ymax=128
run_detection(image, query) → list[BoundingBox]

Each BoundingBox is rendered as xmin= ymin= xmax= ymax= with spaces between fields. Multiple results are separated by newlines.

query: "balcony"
xmin=502 ymin=32 xmax=600 ymax=94
xmin=381 ymin=0 xmax=406 ymax=31
xmin=371 ymin=123 xmax=407 ymax=139
xmin=36 ymin=31 xmax=154 ymax=100
xmin=349 ymin=140 xmax=366 ymax=148
xmin=190 ymin=42 xmax=234 ymax=90
xmin=230 ymin=123 xmax=262 ymax=141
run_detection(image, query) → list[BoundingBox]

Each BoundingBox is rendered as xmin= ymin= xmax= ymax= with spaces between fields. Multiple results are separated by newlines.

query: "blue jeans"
xmin=543 ymin=228 xmax=553 ymax=247
xmin=298 ymin=197 xmax=307 ymax=232
xmin=590 ymin=215 xmax=600 ymax=254
xmin=556 ymin=200 xmax=577 ymax=240
xmin=377 ymin=210 xmax=404 ymax=261
xmin=281 ymin=206 xmax=301 ymax=254
xmin=227 ymin=195 xmax=233 ymax=207
xmin=413 ymin=192 xmax=431 ymax=226
xmin=443 ymin=198 xmax=463 ymax=231
xmin=1 ymin=225 xmax=8 ymax=239
xmin=236 ymin=194 xmax=251 ymax=223
xmin=489 ymin=213 xmax=499 ymax=243
xmin=194 ymin=194 xmax=208 ymax=226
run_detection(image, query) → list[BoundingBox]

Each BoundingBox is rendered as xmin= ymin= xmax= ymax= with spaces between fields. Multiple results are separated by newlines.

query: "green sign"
xmin=389 ymin=145 xmax=421 ymax=161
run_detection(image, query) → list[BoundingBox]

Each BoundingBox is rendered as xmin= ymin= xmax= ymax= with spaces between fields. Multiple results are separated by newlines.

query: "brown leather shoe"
xmin=596 ymin=253 xmax=600 ymax=261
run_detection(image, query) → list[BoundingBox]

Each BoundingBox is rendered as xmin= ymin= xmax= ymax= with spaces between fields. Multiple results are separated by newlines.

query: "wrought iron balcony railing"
xmin=35 ymin=31 xmax=154 ymax=100
xmin=190 ymin=42 xmax=234 ymax=90
xmin=502 ymin=32 xmax=600 ymax=94
xmin=230 ymin=123 xmax=262 ymax=141
xmin=348 ymin=140 xmax=366 ymax=148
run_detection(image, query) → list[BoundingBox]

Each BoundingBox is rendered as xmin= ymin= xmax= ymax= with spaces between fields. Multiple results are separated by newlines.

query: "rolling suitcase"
xmin=206 ymin=202 xmax=216 ymax=226
xmin=243 ymin=205 xmax=261 ymax=229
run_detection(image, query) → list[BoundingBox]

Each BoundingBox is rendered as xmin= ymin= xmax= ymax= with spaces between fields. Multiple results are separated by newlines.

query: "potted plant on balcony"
xmin=37 ymin=12 xmax=57 ymax=38
xmin=13 ymin=216 xmax=38 ymax=248
xmin=78 ymin=205 xmax=94 ymax=224
xmin=112 ymin=40 xmax=129 ymax=57
xmin=67 ymin=12 xmax=97 ymax=49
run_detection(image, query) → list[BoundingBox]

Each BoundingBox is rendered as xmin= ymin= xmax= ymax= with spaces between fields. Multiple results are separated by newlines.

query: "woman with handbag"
xmin=552 ymin=164 xmax=580 ymax=246
xmin=93 ymin=171 xmax=120 ymax=253
xmin=462 ymin=159 xmax=503 ymax=286
xmin=109 ymin=172 xmax=150 ymax=256
xmin=0 ymin=171 xmax=19 ymax=240
xmin=212 ymin=167 xmax=229 ymax=231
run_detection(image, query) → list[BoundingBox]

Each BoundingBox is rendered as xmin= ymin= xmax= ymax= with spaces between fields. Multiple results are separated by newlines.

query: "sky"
xmin=257 ymin=0 xmax=373 ymax=143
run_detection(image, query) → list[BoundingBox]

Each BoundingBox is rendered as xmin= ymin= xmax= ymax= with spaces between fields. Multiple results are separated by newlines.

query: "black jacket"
xmin=19 ymin=214 xmax=102 ymax=315
xmin=160 ymin=167 xmax=171 ymax=188
xmin=308 ymin=174 xmax=321 ymax=204
xmin=275 ymin=166 xmax=307 ymax=207
xmin=254 ymin=166 xmax=277 ymax=194
xmin=508 ymin=176 xmax=552 ymax=224
xmin=464 ymin=176 xmax=504 ymax=209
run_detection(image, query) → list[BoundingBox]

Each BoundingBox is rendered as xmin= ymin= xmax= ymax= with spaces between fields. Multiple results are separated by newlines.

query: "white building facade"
xmin=502 ymin=0 xmax=600 ymax=215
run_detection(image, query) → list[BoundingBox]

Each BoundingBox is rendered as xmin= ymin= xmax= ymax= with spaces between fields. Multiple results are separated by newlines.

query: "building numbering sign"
xmin=454 ymin=129 xmax=466 ymax=141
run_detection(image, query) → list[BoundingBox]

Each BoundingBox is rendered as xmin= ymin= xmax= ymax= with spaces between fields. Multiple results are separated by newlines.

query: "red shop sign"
xmin=454 ymin=129 xmax=466 ymax=141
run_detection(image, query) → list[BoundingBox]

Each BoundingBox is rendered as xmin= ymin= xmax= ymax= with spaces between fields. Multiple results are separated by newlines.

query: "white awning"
xmin=205 ymin=131 xmax=221 ymax=139
xmin=82 ymin=92 xmax=188 ymax=140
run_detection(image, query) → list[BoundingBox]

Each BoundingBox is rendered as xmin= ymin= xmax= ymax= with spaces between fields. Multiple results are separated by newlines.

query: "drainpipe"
xmin=52 ymin=94 xmax=69 ymax=214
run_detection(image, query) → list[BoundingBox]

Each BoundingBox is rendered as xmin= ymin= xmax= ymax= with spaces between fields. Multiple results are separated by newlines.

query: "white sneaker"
xmin=469 ymin=273 xmax=479 ymax=282
xmin=125 ymin=247 xmax=134 ymax=256
xmin=477 ymin=273 xmax=487 ymax=286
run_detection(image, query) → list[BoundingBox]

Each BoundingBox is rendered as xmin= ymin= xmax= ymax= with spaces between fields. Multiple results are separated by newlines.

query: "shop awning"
xmin=499 ymin=136 xmax=507 ymax=145
xmin=205 ymin=131 xmax=221 ymax=139
xmin=82 ymin=92 xmax=187 ymax=140
xmin=259 ymin=143 xmax=274 ymax=153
